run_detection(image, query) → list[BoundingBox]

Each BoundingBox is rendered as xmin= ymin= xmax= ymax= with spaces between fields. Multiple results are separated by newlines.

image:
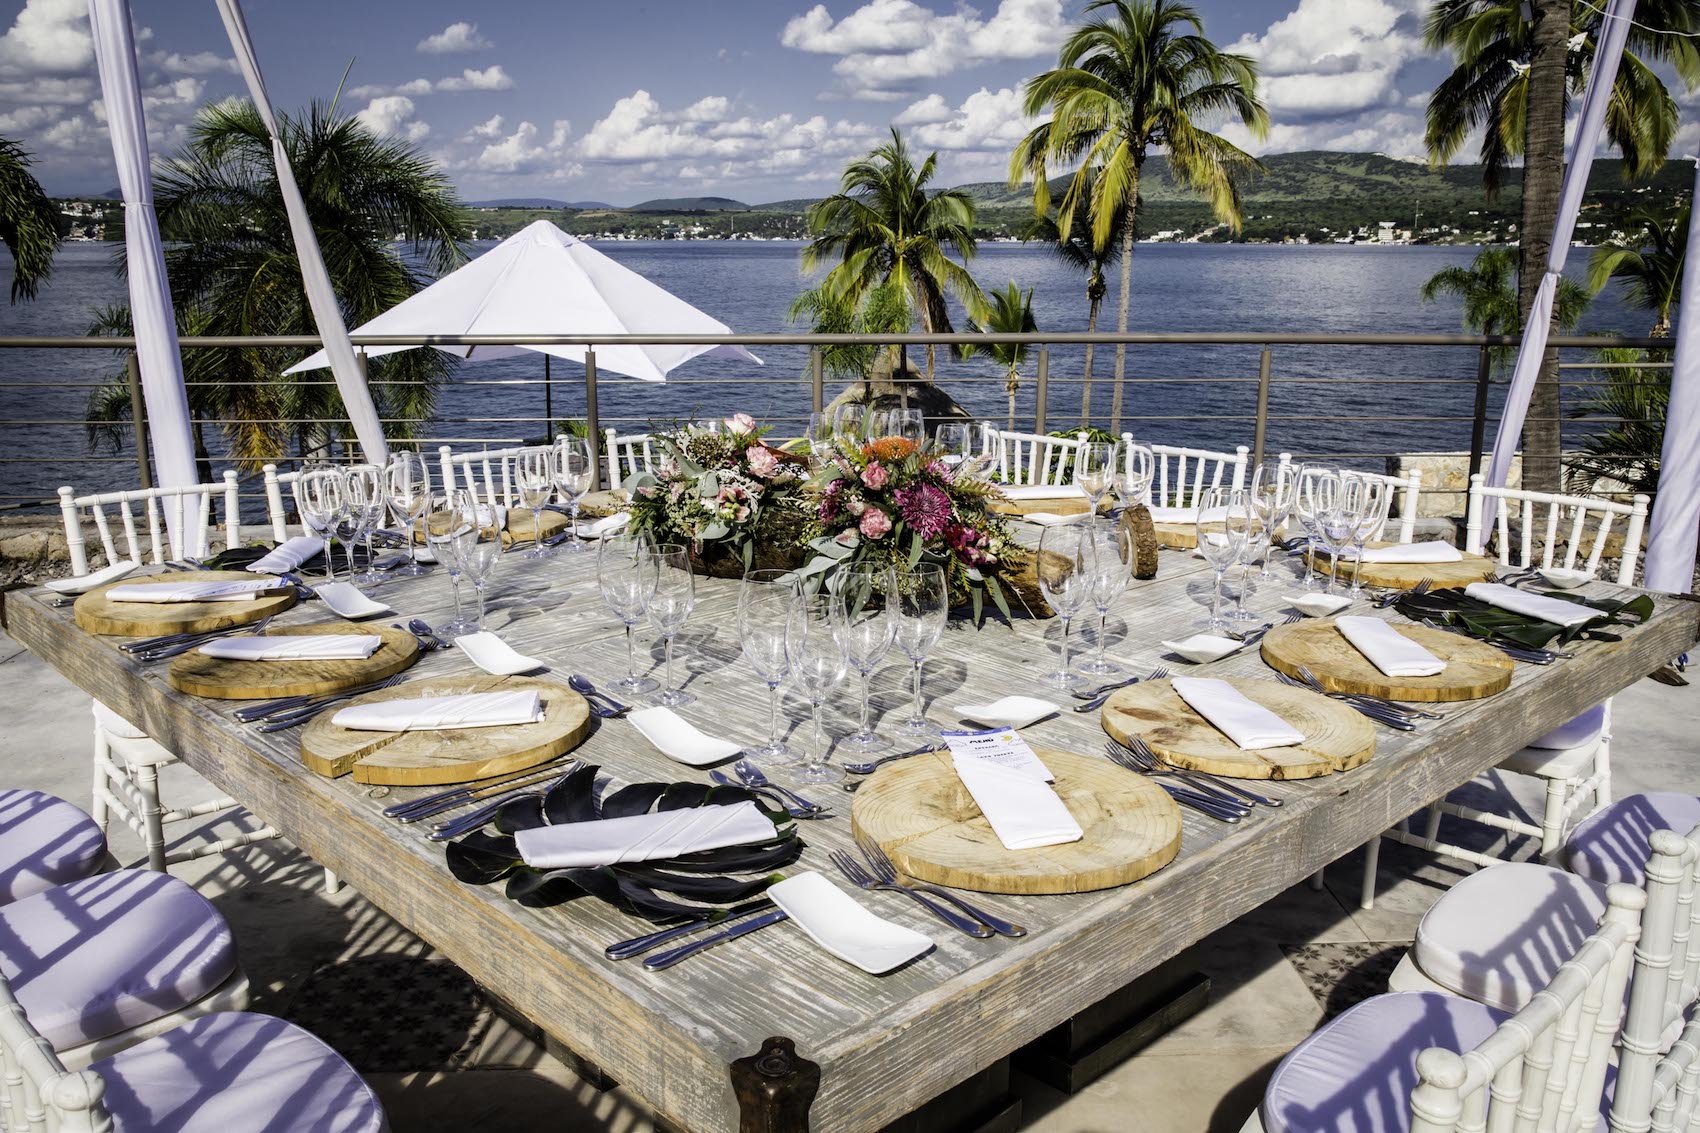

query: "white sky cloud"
xmin=348 ymin=66 xmax=512 ymax=99
xmin=356 ymin=95 xmax=430 ymax=143
xmin=1229 ymin=0 xmax=1424 ymax=121
xmin=147 ymin=50 xmax=237 ymax=76
xmin=0 ymin=0 xmax=92 ymax=77
xmin=417 ymin=21 xmax=491 ymax=55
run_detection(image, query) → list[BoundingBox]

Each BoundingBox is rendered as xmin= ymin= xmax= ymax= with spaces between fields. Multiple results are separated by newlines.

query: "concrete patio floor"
xmin=0 ymin=622 xmax=1691 ymax=1133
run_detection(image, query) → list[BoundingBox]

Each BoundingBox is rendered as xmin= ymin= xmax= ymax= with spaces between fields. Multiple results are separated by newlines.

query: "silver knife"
xmin=641 ymin=909 xmax=790 ymax=970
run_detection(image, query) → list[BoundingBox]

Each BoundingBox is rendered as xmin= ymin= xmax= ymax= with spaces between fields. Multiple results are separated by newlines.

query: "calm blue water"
xmin=0 ymin=240 xmax=1640 ymax=505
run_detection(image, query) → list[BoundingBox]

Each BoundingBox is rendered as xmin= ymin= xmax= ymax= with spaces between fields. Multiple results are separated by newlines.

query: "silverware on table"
xmin=1074 ymin=665 xmax=1170 ymax=713
xmin=1118 ymin=736 xmax=1282 ymax=808
xmin=708 ymin=770 xmax=823 ymax=819
xmin=642 ymin=908 xmax=791 ymax=970
xmin=567 ymin=674 xmax=631 ymax=719
xmin=605 ymin=898 xmax=778 ymax=961
xmin=829 ymin=849 xmax=993 ymax=938
xmin=383 ymin=763 xmax=575 ymax=820
xmin=1296 ymin=664 xmax=1444 ymax=720
xmin=428 ymin=770 xmax=582 ymax=840
xmin=1371 ymin=577 xmax=1433 ymax=609
xmin=731 ymin=760 xmax=822 ymax=814
xmin=840 ymin=744 xmax=938 ymax=775
xmin=136 ymin=616 xmax=275 ymax=661
xmin=1275 ymin=672 xmax=1416 ymax=731
xmin=407 ymin=619 xmax=450 ymax=652
xmin=123 ymin=617 xmax=271 ymax=656
xmin=1069 ymin=673 xmax=1144 ymax=701
xmin=1102 ymin=742 xmax=1252 ymax=821
xmin=855 ymin=836 xmax=1025 ymax=938
xmin=234 ymin=674 xmax=404 ymax=723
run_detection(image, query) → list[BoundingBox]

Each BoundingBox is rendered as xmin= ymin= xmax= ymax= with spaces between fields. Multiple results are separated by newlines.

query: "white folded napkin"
xmin=246 ymin=535 xmax=323 ymax=574
xmin=767 ymin=871 xmax=934 ymax=974
xmin=456 ymin=631 xmax=544 ymax=676
xmin=1464 ymin=582 xmax=1597 ymax=628
xmin=1019 ymin=512 xmax=1081 ymax=527
xmin=627 ymin=706 xmax=742 ymax=766
xmin=1335 ymin=616 xmax=1446 ymax=677
xmin=105 ymin=578 xmax=281 ymax=604
xmin=997 ymin=484 xmax=1086 ymax=501
xmin=44 ymin=560 xmax=138 ymax=594
xmin=513 ymin=802 xmax=775 ymax=869
xmin=198 ymin=634 xmax=383 ymax=662
xmin=1147 ymin=505 xmax=1230 ymax=524
xmin=576 ymin=513 xmax=630 ymax=538
xmin=1171 ymin=677 xmax=1306 ymax=750
xmin=1342 ymin=542 xmax=1463 ymax=564
xmin=952 ymin=752 xmax=1083 ymax=850
xmin=331 ymin=689 xmax=543 ymax=732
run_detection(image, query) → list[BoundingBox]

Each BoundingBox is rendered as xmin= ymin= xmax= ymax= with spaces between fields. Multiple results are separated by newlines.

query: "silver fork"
xmin=1075 ymin=665 xmax=1169 ymax=713
xmin=234 ymin=674 xmax=404 ymax=723
xmin=1296 ymin=663 xmax=1444 ymax=719
xmin=1372 ymin=577 xmax=1432 ymax=608
xmin=1102 ymin=744 xmax=1245 ymax=821
xmin=827 ymin=849 xmax=993 ymax=938
xmin=1121 ymin=736 xmax=1281 ymax=808
xmin=136 ymin=616 xmax=274 ymax=661
xmin=854 ymin=836 xmax=1027 ymax=937
xmin=1276 ymin=671 xmax=1416 ymax=731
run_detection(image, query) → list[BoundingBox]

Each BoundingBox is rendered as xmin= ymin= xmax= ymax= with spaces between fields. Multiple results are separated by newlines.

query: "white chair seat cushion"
xmin=92 ymin=1012 xmax=386 ymax=1133
xmin=1566 ymin=792 xmax=1700 ymax=886
xmin=1527 ymin=702 xmax=1607 ymax=751
xmin=1412 ymin=862 xmax=1607 ymax=1013
xmin=91 ymin=700 xmax=150 ymax=740
xmin=0 ymin=790 xmax=106 ymax=905
xmin=92 ymin=701 xmax=175 ymax=766
xmin=0 ymin=869 xmax=237 ymax=1050
xmin=1501 ymin=738 xmax=1602 ymax=780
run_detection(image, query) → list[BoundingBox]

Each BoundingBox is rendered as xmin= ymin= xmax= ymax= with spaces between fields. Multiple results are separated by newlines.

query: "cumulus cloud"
xmin=0 ymin=0 xmax=91 ymax=77
xmin=437 ymin=65 xmax=513 ymax=92
xmin=900 ymin=86 xmax=1037 ymax=152
xmin=417 ymin=21 xmax=491 ymax=54
xmin=148 ymin=50 xmax=237 ymax=76
xmin=465 ymin=118 xmax=575 ymax=177
xmin=1229 ymin=0 xmax=1424 ymax=120
xmin=356 ymin=96 xmax=431 ymax=143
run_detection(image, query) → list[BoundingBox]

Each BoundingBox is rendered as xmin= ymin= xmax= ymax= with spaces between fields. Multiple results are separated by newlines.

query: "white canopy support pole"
xmin=1642 ymin=158 xmax=1700 ymax=594
xmin=212 ymin=0 xmax=388 ymax=464
xmin=86 ymin=0 xmax=199 ymax=513
xmin=1481 ymin=0 xmax=1637 ymax=531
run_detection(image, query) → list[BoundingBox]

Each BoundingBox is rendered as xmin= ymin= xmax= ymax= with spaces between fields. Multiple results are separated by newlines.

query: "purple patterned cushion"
xmin=0 ymin=789 xmax=106 ymax=905
xmin=0 ymin=869 xmax=236 ymax=1050
xmin=93 ymin=1012 xmax=387 ymax=1132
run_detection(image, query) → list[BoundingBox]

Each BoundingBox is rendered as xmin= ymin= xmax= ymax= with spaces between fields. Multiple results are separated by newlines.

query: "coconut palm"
xmin=85 ymin=98 xmax=471 ymax=466
xmin=959 ymin=282 xmax=1039 ymax=430
xmin=1011 ymin=0 xmax=1268 ymax=432
xmin=1588 ymin=205 xmax=1689 ymax=337
xmin=803 ymin=127 xmax=987 ymax=380
xmin=0 ymin=136 xmax=62 ymax=302
xmin=788 ymin=280 xmax=912 ymax=386
xmin=1420 ymin=246 xmax=1590 ymax=373
xmin=1022 ymin=172 xmax=1127 ymax=427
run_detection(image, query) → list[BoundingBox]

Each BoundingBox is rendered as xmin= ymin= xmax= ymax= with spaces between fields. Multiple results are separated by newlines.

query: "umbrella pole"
xmin=544 ymin=354 xmax=553 ymax=437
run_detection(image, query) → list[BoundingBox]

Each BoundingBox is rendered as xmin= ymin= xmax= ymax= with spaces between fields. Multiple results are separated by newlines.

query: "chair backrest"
xmin=261 ymin=464 xmax=307 ymax=541
xmin=1465 ymin=475 xmax=1650 ymax=586
xmin=1350 ymin=467 xmax=1422 ymax=543
xmin=1142 ymin=442 xmax=1250 ymax=508
xmin=984 ymin=428 xmax=1088 ymax=486
xmin=1409 ymin=883 xmax=1645 ymax=1133
xmin=57 ymin=474 xmax=239 ymax=575
xmin=603 ymin=429 xmax=656 ymax=489
xmin=0 ymin=968 xmax=109 ymax=1132
xmin=438 ymin=444 xmax=530 ymax=510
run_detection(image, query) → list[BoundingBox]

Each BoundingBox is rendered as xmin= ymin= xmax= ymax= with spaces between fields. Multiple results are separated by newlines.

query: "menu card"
xmin=941 ymin=727 xmax=1054 ymax=781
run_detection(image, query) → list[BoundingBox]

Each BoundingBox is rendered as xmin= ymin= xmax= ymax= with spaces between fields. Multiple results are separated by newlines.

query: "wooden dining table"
xmin=7 ymin=539 xmax=1695 ymax=1133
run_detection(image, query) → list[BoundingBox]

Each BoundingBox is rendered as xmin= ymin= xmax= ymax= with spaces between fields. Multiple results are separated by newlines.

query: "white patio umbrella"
xmin=285 ymin=220 xmax=760 ymax=382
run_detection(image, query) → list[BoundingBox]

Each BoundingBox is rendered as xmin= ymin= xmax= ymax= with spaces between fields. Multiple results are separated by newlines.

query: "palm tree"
xmin=803 ymin=127 xmax=987 ymax=380
xmin=1022 ymin=171 xmax=1127 ymax=427
xmin=1011 ymin=0 xmax=1268 ymax=432
xmin=960 ymin=282 xmax=1039 ymax=429
xmin=1420 ymin=246 xmax=1590 ymax=374
xmin=0 ymin=136 xmax=62 ymax=302
xmin=86 ymin=98 xmax=471 ymax=466
xmin=788 ymin=280 xmax=912 ymax=388
xmin=1424 ymin=0 xmax=1699 ymax=490
xmin=1588 ymin=205 xmax=1689 ymax=337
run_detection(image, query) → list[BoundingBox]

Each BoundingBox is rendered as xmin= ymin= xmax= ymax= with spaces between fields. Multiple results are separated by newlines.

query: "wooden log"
xmin=1303 ymin=542 xmax=1495 ymax=590
xmin=1119 ymin=506 xmax=1159 ymax=580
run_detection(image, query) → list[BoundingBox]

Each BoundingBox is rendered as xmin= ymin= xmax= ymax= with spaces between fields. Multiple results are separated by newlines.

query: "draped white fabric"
xmin=1641 ymin=158 xmax=1700 ymax=593
xmin=212 ymin=0 xmax=388 ymax=464
xmin=1480 ymin=0 xmax=1637 ymax=530
xmin=85 ymin=0 xmax=198 ymax=504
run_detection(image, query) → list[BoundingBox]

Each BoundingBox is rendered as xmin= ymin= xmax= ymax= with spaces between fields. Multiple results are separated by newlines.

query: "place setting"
xmin=72 ymin=570 xmax=299 ymax=637
xmin=166 ymin=621 xmax=422 ymax=701
xmin=1258 ymin=613 xmax=1514 ymax=703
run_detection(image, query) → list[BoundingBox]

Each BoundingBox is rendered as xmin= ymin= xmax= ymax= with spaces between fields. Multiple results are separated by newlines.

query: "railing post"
xmin=544 ymin=354 xmax=554 ymax=437
xmin=810 ymin=346 xmax=824 ymax=416
xmin=125 ymin=351 xmax=152 ymax=489
xmin=1468 ymin=345 xmax=1492 ymax=481
xmin=1034 ymin=345 xmax=1049 ymax=435
xmin=1252 ymin=344 xmax=1272 ymax=468
xmin=584 ymin=347 xmax=602 ymax=490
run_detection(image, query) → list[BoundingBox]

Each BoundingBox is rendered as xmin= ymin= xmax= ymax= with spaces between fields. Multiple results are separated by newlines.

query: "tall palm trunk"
xmin=1517 ymin=0 xmax=1569 ymax=493
xmin=1081 ymin=287 xmax=1102 ymax=427
xmin=1007 ymin=367 xmax=1020 ymax=430
xmin=1109 ymin=168 xmax=1140 ymax=433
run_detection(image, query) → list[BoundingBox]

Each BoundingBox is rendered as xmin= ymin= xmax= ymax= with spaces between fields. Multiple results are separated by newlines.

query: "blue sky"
xmin=0 ymin=0 xmax=1685 ymax=203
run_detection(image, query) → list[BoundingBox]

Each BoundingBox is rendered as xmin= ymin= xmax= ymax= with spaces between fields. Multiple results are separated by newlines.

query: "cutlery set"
xmin=1104 ymin=737 xmax=1279 ymax=823
xmin=122 ymin=616 xmax=276 ymax=662
xmin=1072 ymin=666 xmax=1169 ymax=713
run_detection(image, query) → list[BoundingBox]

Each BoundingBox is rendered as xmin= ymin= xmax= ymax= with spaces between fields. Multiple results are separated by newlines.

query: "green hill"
xmin=628 ymin=196 xmax=751 ymax=212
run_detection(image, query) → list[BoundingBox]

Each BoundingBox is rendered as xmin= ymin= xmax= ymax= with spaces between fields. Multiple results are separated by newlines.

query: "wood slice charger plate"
xmin=73 ymin=570 xmax=298 ymax=637
xmin=300 ymin=675 xmax=592 ymax=785
xmin=850 ymin=749 xmax=1182 ymax=895
xmin=1260 ymin=618 xmax=1513 ymax=702
xmin=1303 ymin=541 xmax=1494 ymax=590
xmin=1101 ymin=677 xmax=1376 ymax=780
xmin=167 ymin=623 xmax=421 ymax=700
xmin=1152 ymin=520 xmax=1213 ymax=550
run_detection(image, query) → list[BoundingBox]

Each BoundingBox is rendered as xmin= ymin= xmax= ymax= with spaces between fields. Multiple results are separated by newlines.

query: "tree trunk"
xmin=1517 ymin=0 xmax=1569 ymax=493
xmin=1110 ymin=169 xmax=1139 ymax=435
xmin=1081 ymin=292 xmax=1100 ymax=428
xmin=1007 ymin=367 xmax=1019 ymax=431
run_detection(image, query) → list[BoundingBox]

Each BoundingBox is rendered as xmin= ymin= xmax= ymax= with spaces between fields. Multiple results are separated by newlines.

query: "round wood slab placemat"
xmin=167 ymin=623 xmax=421 ymax=700
xmin=300 ymin=675 xmax=592 ymax=785
xmin=1303 ymin=542 xmax=1494 ymax=590
xmin=850 ymin=749 xmax=1182 ymax=895
xmin=503 ymin=508 xmax=567 ymax=545
xmin=1101 ymin=678 xmax=1376 ymax=780
xmin=1259 ymin=618 xmax=1513 ymax=702
xmin=74 ymin=570 xmax=298 ymax=637
xmin=989 ymin=493 xmax=1099 ymax=518
xmin=1152 ymin=520 xmax=1211 ymax=550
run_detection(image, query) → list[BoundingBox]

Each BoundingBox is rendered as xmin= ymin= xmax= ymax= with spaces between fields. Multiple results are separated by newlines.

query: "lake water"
xmin=0 ymin=239 xmax=1640 ymax=506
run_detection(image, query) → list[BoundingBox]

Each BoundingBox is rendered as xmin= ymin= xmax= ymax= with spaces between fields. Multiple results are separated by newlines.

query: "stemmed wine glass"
xmin=447 ymin=489 xmax=502 ymax=632
xmin=383 ymin=452 xmax=433 ymax=577
xmin=1113 ymin=441 xmax=1155 ymax=516
xmin=1196 ymin=487 xmax=1250 ymax=631
xmin=294 ymin=468 xmax=345 ymax=582
xmin=866 ymin=407 xmax=894 ymax=439
xmin=1250 ymin=460 xmax=1295 ymax=583
xmin=832 ymin=402 xmax=867 ymax=440
xmin=892 ymin=563 xmax=947 ymax=740
xmin=1292 ymin=464 xmax=1336 ymax=591
xmin=738 ymin=570 xmax=797 ymax=763
xmin=833 ymin=564 xmax=896 ymax=752
xmin=1312 ymin=475 xmax=1357 ymax=595
xmin=342 ymin=464 xmax=388 ymax=586
xmin=515 ymin=446 xmax=556 ymax=560
xmin=1038 ymin=523 xmax=1096 ymax=684
xmin=893 ymin=407 xmax=925 ymax=445
xmin=1341 ymin=474 xmax=1386 ymax=599
xmin=1228 ymin=506 xmax=1269 ymax=621
xmin=597 ymin=532 xmax=660 ymax=695
xmin=934 ymin=423 xmax=971 ymax=474
xmin=786 ymin=592 xmax=848 ymax=785
xmin=552 ymin=436 xmax=595 ymax=554
xmin=1076 ymin=441 xmax=1116 ymax=519
xmin=1081 ymin=523 xmax=1131 ymax=675
xmin=645 ymin=543 xmax=696 ymax=707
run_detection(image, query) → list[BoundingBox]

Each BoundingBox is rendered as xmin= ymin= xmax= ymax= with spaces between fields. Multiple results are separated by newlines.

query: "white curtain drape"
xmin=86 ymin=0 xmax=198 ymax=502
xmin=212 ymin=0 xmax=388 ymax=464
xmin=1480 ymin=0 xmax=1637 ymax=531
xmin=1641 ymin=158 xmax=1700 ymax=593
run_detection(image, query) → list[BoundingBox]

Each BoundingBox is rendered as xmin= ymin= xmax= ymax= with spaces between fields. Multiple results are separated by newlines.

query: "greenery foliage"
xmin=958 ymin=281 xmax=1039 ymax=429
xmin=1418 ymin=245 xmax=1589 ymax=374
xmin=0 ymin=136 xmax=61 ymax=302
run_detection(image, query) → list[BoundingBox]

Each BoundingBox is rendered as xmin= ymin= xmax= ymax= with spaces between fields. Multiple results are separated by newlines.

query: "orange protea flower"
xmin=862 ymin=437 xmax=918 ymax=464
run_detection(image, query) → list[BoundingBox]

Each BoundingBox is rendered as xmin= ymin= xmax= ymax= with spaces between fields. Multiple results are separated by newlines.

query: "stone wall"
xmin=1387 ymin=452 xmax=1521 ymax=520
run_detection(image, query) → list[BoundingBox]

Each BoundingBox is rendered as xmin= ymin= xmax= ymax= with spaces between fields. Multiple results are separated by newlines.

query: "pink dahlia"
xmin=859 ymin=509 xmax=892 ymax=539
xmin=897 ymin=483 xmax=952 ymax=540
xmin=861 ymin=461 xmax=889 ymax=490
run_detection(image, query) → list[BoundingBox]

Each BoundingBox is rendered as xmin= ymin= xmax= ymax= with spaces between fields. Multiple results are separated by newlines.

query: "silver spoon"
xmin=731 ymin=760 xmax=823 ymax=814
xmin=840 ymin=745 xmax=938 ymax=775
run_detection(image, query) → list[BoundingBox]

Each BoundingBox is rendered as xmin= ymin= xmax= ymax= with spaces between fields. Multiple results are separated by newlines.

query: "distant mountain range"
xmin=465 ymin=197 xmax=613 ymax=209
xmin=625 ymin=196 xmax=752 ymax=213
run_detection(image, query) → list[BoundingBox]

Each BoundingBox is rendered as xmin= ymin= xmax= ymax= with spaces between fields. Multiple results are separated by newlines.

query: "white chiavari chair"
xmin=982 ymin=428 xmax=1088 ymax=486
xmin=1351 ymin=467 xmax=1423 ymax=544
xmin=604 ymin=429 xmax=657 ymax=488
xmin=261 ymin=464 xmax=306 ymax=540
xmin=438 ymin=444 xmax=531 ymax=510
xmin=0 ymin=790 xmax=107 ymax=906
xmin=1143 ymin=442 xmax=1250 ymax=509
xmin=1467 ymin=475 xmax=1650 ymax=586
xmin=57 ymin=474 xmax=240 ymax=576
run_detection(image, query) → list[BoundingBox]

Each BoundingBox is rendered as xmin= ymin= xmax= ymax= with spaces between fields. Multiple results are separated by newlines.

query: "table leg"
xmin=731 ymin=1036 xmax=820 ymax=1133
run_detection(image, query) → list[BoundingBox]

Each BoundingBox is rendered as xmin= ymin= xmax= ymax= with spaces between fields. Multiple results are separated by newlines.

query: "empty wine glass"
xmin=598 ymin=532 xmax=660 ymax=694
xmin=552 ymin=436 xmax=595 ymax=554
xmin=343 ymin=464 xmax=387 ymax=586
xmin=738 ymin=570 xmax=797 ymax=763
xmin=383 ymin=452 xmax=433 ymax=577
xmin=832 ymin=402 xmax=867 ymax=440
xmin=1080 ymin=523 xmax=1131 ymax=675
xmin=447 ymin=489 xmax=502 ymax=632
xmin=833 ymin=564 xmax=895 ymax=752
xmin=515 ymin=446 xmax=556 ymax=560
xmin=893 ymin=407 xmax=925 ymax=445
xmin=892 ymin=563 xmax=948 ymax=740
xmin=1291 ymin=464 xmax=1335 ymax=591
xmin=1076 ymin=441 xmax=1116 ymax=519
xmin=866 ymin=407 xmax=894 ymax=439
xmin=1038 ymin=523 xmax=1097 ymax=684
xmin=1113 ymin=440 xmax=1155 ymax=515
xmin=1228 ymin=507 xmax=1268 ymax=621
xmin=1250 ymin=460 xmax=1294 ymax=583
xmin=1308 ymin=474 xmax=1356 ymax=595
xmin=1341 ymin=473 xmax=1387 ymax=599
xmin=294 ymin=468 xmax=345 ymax=582
xmin=1197 ymin=487 xmax=1250 ymax=631
xmin=786 ymin=592 xmax=848 ymax=785
xmin=645 ymin=543 xmax=696 ymax=707
xmin=934 ymin=423 xmax=971 ymax=473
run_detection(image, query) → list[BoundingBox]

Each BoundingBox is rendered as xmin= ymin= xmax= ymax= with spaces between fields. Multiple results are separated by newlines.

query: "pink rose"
xmin=746 ymin=445 xmax=780 ymax=478
xmin=861 ymin=461 xmax=889 ymax=490
xmin=859 ymin=509 xmax=892 ymax=539
xmin=725 ymin=412 xmax=757 ymax=434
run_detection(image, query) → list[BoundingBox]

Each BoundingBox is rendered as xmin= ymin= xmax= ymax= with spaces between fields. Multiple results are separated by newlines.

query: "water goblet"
xmin=1341 ymin=473 xmax=1387 ymax=599
xmin=1228 ymin=508 xmax=1268 ymax=621
xmin=597 ymin=532 xmax=660 ymax=695
xmin=515 ymin=446 xmax=557 ymax=560
xmin=738 ymin=569 xmax=798 ymax=763
xmin=786 ymin=592 xmax=848 ymax=785
xmin=1113 ymin=441 xmax=1155 ymax=515
xmin=892 ymin=563 xmax=948 ymax=740
xmin=866 ymin=407 xmax=895 ymax=439
xmin=893 ymin=407 xmax=925 ymax=445
xmin=552 ymin=436 xmax=595 ymax=554
xmin=293 ymin=468 xmax=345 ymax=582
xmin=1250 ymin=460 xmax=1294 ymax=582
xmin=1197 ymin=487 xmax=1250 ymax=631
xmin=832 ymin=564 xmax=895 ymax=752
xmin=1037 ymin=523 xmax=1097 ymax=684
xmin=1080 ymin=524 xmax=1131 ymax=675
xmin=934 ymin=423 xmax=971 ymax=474
xmin=645 ymin=543 xmax=696 ymax=707
xmin=1292 ymin=464 xmax=1336 ymax=591
xmin=382 ymin=451 xmax=433 ymax=577
xmin=446 ymin=489 xmax=502 ymax=633
xmin=832 ymin=402 xmax=867 ymax=440
xmin=1076 ymin=441 xmax=1116 ymax=519
xmin=343 ymin=464 xmax=387 ymax=585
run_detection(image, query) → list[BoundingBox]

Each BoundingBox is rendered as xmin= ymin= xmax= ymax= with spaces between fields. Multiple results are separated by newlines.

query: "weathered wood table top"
xmin=7 ymin=542 xmax=1695 ymax=1133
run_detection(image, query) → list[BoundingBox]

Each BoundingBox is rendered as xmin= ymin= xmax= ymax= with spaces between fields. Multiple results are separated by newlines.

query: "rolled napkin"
xmin=627 ymin=706 xmax=742 ymax=766
xmin=1171 ymin=676 xmax=1306 ymax=749
xmin=199 ymin=634 xmax=382 ymax=662
xmin=246 ymin=535 xmax=323 ymax=574
xmin=1464 ymin=582 xmax=1598 ymax=628
xmin=44 ymin=559 xmax=138 ymax=594
xmin=951 ymin=753 xmax=1082 ymax=850
xmin=513 ymin=801 xmax=776 ymax=869
xmin=105 ymin=578 xmax=282 ymax=604
xmin=997 ymin=484 xmax=1086 ymax=501
xmin=1342 ymin=542 xmax=1463 ymax=564
xmin=331 ymin=689 xmax=543 ymax=732
xmin=1335 ymin=616 xmax=1446 ymax=677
